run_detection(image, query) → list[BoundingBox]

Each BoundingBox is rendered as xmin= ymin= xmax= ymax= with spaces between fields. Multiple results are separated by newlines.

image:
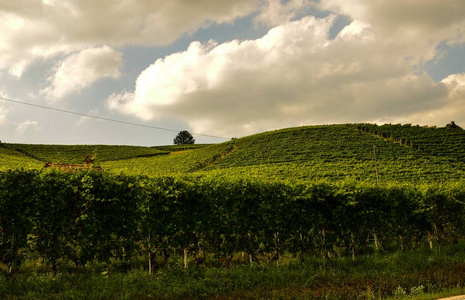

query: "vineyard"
xmin=358 ymin=123 xmax=465 ymax=161
xmin=2 ymin=123 xmax=465 ymax=298
xmin=0 ymin=143 xmax=169 ymax=164
xmin=2 ymin=124 xmax=465 ymax=182
xmin=101 ymin=142 xmax=236 ymax=175
xmin=1 ymin=169 xmax=465 ymax=278
xmin=0 ymin=145 xmax=43 ymax=171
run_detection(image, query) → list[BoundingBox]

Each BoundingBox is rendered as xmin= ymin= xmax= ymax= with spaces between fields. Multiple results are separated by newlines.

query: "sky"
xmin=0 ymin=0 xmax=464 ymax=146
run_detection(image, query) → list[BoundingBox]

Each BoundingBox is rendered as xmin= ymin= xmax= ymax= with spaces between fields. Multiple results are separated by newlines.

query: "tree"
xmin=445 ymin=121 xmax=463 ymax=130
xmin=173 ymin=130 xmax=195 ymax=145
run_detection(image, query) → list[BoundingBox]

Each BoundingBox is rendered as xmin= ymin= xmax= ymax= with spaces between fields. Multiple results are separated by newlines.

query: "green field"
xmin=0 ymin=145 xmax=43 ymax=170
xmin=2 ymin=123 xmax=464 ymax=182
xmin=2 ymin=123 xmax=465 ymax=299
xmin=0 ymin=143 xmax=170 ymax=165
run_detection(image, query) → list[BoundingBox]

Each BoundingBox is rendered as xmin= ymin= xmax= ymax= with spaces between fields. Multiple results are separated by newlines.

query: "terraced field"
xmin=202 ymin=124 xmax=465 ymax=182
xmin=0 ymin=145 xmax=42 ymax=171
xmin=1 ymin=123 xmax=464 ymax=182
xmin=1 ymin=143 xmax=169 ymax=164
xmin=2 ymin=123 xmax=465 ymax=300
xmin=359 ymin=123 xmax=465 ymax=161
xmin=101 ymin=142 xmax=235 ymax=175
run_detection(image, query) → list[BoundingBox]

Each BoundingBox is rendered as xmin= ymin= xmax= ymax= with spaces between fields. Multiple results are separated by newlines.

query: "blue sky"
xmin=0 ymin=0 xmax=464 ymax=146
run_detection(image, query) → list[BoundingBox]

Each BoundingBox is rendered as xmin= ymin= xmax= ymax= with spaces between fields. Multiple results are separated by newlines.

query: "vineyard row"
xmin=1 ymin=170 xmax=465 ymax=275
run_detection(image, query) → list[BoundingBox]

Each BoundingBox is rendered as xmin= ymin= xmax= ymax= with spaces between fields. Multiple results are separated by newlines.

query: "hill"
xmin=1 ymin=123 xmax=465 ymax=183
xmin=3 ymin=123 xmax=465 ymax=300
xmin=201 ymin=124 xmax=465 ymax=182
xmin=0 ymin=144 xmax=43 ymax=171
xmin=0 ymin=143 xmax=169 ymax=164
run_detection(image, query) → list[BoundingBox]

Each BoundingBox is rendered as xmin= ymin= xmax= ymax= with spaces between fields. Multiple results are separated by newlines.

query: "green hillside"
xmin=1 ymin=124 xmax=464 ymax=183
xmin=0 ymin=145 xmax=43 ymax=170
xmin=101 ymin=142 xmax=235 ymax=175
xmin=2 ymin=124 xmax=465 ymax=300
xmin=201 ymin=124 xmax=465 ymax=182
xmin=358 ymin=123 xmax=465 ymax=161
xmin=1 ymin=143 xmax=169 ymax=164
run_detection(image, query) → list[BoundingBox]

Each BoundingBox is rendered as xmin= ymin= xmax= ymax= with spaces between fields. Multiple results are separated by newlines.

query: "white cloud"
xmin=0 ymin=0 xmax=261 ymax=77
xmin=107 ymin=10 xmax=465 ymax=137
xmin=0 ymin=89 xmax=8 ymax=124
xmin=0 ymin=106 xmax=7 ymax=124
xmin=318 ymin=0 xmax=465 ymax=65
xmin=42 ymin=46 xmax=122 ymax=100
xmin=16 ymin=119 xmax=39 ymax=135
xmin=76 ymin=109 xmax=100 ymax=126
xmin=254 ymin=0 xmax=312 ymax=27
xmin=383 ymin=74 xmax=465 ymax=127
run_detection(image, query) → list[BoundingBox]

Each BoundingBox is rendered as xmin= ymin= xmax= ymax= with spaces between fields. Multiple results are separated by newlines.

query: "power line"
xmin=0 ymin=96 xmax=230 ymax=140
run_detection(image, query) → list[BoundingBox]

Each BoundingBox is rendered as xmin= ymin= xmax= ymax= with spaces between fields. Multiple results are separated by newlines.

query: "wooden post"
xmin=427 ymin=233 xmax=433 ymax=250
xmin=148 ymin=250 xmax=153 ymax=276
xmin=351 ymin=232 xmax=355 ymax=261
xmin=184 ymin=248 xmax=188 ymax=268
xmin=373 ymin=232 xmax=379 ymax=252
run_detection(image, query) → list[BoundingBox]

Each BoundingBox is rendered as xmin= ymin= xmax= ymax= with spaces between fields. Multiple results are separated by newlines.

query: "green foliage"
xmin=201 ymin=124 xmax=465 ymax=182
xmin=153 ymin=143 xmax=211 ymax=152
xmin=445 ymin=121 xmax=463 ymax=130
xmin=0 ymin=170 xmax=40 ymax=276
xmin=101 ymin=142 xmax=235 ymax=175
xmin=1 ymin=144 xmax=169 ymax=164
xmin=2 ymin=243 xmax=465 ymax=299
xmin=173 ymin=130 xmax=195 ymax=145
xmin=31 ymin=171 xmax=83 ymax=272
xmin=2 ymin=124 xmax=465 ymax=183
xmin=2 ymin=170 xmax=465 ymax=276
xmin=358 ymin=123 xmax=465 ymax=161
xmin=0 ymin=145 xmax=43 ymax=171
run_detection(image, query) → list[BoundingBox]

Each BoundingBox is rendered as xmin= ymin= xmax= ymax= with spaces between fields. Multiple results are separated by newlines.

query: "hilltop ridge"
xmin=1 ymin=123 xmax=464 ymax=183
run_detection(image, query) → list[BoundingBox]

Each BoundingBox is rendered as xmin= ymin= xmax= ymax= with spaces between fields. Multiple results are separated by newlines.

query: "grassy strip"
xmin=2 ymin=243 xmax=465 ymax=299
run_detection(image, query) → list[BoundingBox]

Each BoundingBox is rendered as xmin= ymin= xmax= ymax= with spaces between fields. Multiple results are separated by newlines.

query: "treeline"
xmin=1 ymin=170 xmax=465 ymax=276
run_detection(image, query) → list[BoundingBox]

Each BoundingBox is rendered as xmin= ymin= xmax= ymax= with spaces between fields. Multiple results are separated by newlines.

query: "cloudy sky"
xmin=1 ymin=0 xmax=464 ymax=146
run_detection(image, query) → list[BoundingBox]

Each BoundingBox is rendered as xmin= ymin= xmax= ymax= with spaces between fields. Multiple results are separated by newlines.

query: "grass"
xmin=2 ymin=124 xmax=465 ymax=298
xmin=1 ymin=143 xmax=169 ymax=164
xmin=0 ymin=145 xmax=43 ymax=171
xmin=2 ymin=124 xmax=465 ymax=182
xmin=2 ymin=242 xmax=465 ymax=299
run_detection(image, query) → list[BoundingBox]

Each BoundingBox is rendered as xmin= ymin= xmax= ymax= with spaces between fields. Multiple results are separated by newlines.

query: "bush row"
xmin=1 ymin=170 xmax=465 ymax=274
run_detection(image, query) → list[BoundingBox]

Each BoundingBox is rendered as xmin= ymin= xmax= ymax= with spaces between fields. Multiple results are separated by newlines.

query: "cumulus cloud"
xmin=395 ymin=73 xmax=465 ymax=126
xmin=254 ymin=0 xmax=312 ymax=27
xmin=318 ymin=0 xmax=465 ymax=64
xmin=0 ymin=107 xmax=7 ymax=124
xmin=107 ymin=9 xmax=465 ymax=137
xmin=42 ymin=46 xmax=122 ymax=100
xmin=0 ymin=0 xmax=261 ymax=77
xmin=0 ymin=89 xmax=8 ymax=124
xmin=16 ymin=119 xmax=39 ymax=135
xmin=76 ymin=109 xmax=101 ymax=126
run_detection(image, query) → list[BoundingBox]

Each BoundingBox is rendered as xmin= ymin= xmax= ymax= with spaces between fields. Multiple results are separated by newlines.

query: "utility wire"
xmin=0 ymin=96 xmax=231 ymax=140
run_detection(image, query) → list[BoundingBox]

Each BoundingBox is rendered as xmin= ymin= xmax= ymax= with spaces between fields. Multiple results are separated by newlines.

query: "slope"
xmin=0 ymin=144 xmax=43 ymax=170
xmin=1 ymin=124 xmax=464 ymax=183
xmin=200 ymin=124 xmax=465 ymax=182
xmin=101 ymin=142 xmax=235 ymax=176
xmin=358 ymin=123 xmax=465 ymax=161
xmin=1 ymin=143 xmax=169 ymax=164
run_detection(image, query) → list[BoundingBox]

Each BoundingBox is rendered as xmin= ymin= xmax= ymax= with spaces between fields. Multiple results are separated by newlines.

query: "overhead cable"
xmin=0 ymin=96 xmax=230 ymax=140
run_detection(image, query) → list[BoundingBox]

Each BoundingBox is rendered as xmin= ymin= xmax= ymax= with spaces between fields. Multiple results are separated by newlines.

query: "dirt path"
xmin=437 ymin=296 xmax=465 ymax=300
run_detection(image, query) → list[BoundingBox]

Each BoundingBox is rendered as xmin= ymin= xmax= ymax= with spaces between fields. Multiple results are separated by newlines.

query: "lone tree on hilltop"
xmin=174 ymin=130 xmax=195 ymax=145
xmin=445 ymin=121 xmax=463 ymax=130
